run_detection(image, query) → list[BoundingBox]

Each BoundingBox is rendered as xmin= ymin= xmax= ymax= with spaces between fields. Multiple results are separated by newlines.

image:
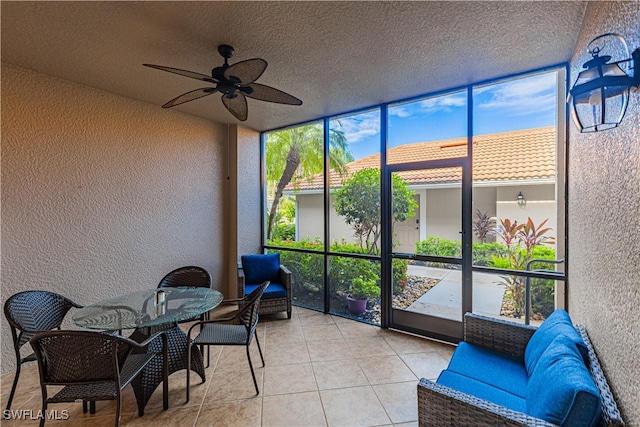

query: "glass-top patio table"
xmin=72 ymin=287 xmax=223 ymax=416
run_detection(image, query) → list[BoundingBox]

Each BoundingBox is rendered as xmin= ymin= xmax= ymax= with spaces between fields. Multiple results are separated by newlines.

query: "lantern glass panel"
xmin=572 ymin=85 xmax=629 ymax=132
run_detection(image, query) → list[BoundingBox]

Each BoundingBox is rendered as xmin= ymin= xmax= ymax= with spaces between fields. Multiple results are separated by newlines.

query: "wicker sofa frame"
xmin=417 ymin=313 xmax=624 ymax=427
xmin=237 ymin=264 xmax=292 ymax=319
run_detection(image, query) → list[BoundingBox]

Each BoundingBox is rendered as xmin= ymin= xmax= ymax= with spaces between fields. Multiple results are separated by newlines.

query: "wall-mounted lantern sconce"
xmin=569 ymin=33 xmax=640 ymax=133
xmin=517 ymin=192 xmax=526 ymax=208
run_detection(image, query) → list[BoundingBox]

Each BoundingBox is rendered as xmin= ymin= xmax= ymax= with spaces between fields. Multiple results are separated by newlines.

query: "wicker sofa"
xmin=418 ymin=311 xmax=624 ymax=427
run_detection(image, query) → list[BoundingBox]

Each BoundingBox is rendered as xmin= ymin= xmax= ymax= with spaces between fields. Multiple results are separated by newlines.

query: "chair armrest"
xmin=126 ymin=329 xmax=167 ymax=350
xmin=279 ymin=265 xmax=292 ymax=293
xmin=219 ymin=297 xmax=244 ymax=304
xmin=187 ymin=316 xmax=239 ymax=339
xmin=576 ymin=325 xmax=625 ymax=427
xmin=417 ymin=378 xmax=554 ymax=427
xmin=464 ymin=313 xmax=537 ymax=359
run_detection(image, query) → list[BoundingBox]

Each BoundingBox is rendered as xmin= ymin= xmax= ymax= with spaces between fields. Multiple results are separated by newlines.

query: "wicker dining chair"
xmin=30 ymin=329 xmax=168 ymax=427
xmin=157 ymin=265 xmax=212 ymax=322
xmin=3 ymin=290 xmax=83 ymax=412
xmin=186 ymin=281 xmax=270 ymax=402
xmin=157 ymin=265 xmax=213 ymax=361
xmin=157 ymin=265 xmax=212 ymax=289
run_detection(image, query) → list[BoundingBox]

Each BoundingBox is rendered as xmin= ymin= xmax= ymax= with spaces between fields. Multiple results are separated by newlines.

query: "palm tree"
xmin=266 ymin=123 xmax=353 ymax=240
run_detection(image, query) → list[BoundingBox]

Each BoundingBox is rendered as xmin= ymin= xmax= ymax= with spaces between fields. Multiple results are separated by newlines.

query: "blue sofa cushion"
xmin=245 ymin=282 xmax=286 ymax=299
xmin=524 ymin=309 xmax=589 ymax=375
xmin=241 ymin=254 xmax=281 ymax=285
xmin=526 ymin=335 xmax=602 ymax=427
xmin=437 ymin=370 xmax=527 ymax=413
xmin=447 ymin=342 xmax=529 ymax=398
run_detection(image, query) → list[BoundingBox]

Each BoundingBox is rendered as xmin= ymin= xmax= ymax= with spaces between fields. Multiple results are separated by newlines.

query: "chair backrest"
xmin=158 ymin=266 xmax=212 ymax=289
xmin=237 ymin=281 xmax=270 ymax=333
xmin=4 ymin=291 xmax=80 ymax=349
xmin=240 ymin=254 xmax=281 ymax=284
xmin=30 ymin=330 xmax=134 ymax=385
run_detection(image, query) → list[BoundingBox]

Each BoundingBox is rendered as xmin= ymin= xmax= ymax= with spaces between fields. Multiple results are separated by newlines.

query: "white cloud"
xmin=419 ymin=93 xmax=467 ymax=109
xmin=476 ymin=72 xmax=557 ymax=115
xmin=389 ymin=92 xmax=467 ymax=119
xmin=388 ymin=72 xmax=558 ymax=122
xmin=332 ymin=111 xmax=380 ymax=143
xmin=388 ymin=105 xmax=412 ymax=118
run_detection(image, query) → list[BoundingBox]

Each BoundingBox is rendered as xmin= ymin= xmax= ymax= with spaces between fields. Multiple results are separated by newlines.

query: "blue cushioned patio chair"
xmin=238 ymin=253 xmax=291 ymax=319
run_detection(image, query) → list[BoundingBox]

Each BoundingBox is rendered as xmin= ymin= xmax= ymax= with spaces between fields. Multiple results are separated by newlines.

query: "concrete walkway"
xmin=404 ymin=265 xmax=506 ymax=321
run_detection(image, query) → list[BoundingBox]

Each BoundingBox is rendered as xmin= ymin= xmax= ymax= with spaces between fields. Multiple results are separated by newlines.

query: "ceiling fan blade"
xmin=223 ymin=58 xmax=267 ymax=84
xmin=244 ymin=83 xmax=303 ymax=105
xmin=221 ymin=93 xmax=248 ymax=121
xmin=162 ymin=88 xmax=216 ymax=108
xmin=143 ymin=64 xmax=217 ymax=83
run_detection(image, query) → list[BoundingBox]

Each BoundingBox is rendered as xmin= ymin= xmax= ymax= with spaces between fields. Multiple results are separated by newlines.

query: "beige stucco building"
xmin=289 ymin=127 xmax=559 ymax=253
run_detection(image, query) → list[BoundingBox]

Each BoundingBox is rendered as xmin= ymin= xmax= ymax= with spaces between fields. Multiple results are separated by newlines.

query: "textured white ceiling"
xmin=1 ymin=1 xmax=587 ymax=132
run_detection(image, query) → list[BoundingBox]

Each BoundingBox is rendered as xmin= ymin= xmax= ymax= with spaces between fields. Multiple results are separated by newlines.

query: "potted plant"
xmin=347 ymin=275 xmax=380 ymax=314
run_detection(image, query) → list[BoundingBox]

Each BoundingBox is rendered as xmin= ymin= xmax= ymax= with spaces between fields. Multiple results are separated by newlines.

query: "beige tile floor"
xmin=1 ymin=306 xmax=454 ymax=427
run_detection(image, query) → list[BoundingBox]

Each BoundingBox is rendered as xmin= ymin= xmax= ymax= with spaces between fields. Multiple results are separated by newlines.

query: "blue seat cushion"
xmin=437 ymin=370 xmax=526 ymax=413
xmin=241 ymin=254 xmax=281 ymax=284
xmin=524 ymin=309 xmax=589 ymax=376
xmin=245 ymin=282 xmax=287 ymax=299
xmin=526 ymin=335 xmax=602 ymax=427
xmin=447 ymin=342 xmax=529 ymax=398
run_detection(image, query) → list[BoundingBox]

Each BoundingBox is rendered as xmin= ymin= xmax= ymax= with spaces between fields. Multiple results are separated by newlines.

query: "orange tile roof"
xmin=286 ymin=126 xmax=556 ymax=191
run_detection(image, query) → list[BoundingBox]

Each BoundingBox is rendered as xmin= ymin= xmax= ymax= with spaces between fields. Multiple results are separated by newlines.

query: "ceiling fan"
xmin=144 ymin=45 xmax=302 ymax=121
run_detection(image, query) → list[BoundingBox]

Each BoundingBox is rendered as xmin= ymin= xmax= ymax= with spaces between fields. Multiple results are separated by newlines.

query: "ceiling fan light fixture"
xmin=144 ymin=45 xmax=302 ymax=121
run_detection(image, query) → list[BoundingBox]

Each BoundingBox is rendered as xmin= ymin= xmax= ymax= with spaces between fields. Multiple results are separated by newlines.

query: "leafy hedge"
xmin=267 ymin=239 xmax=407 ymax=295
xmin=268 ymin=236 xmax=558 ymax=318
xmin=415 ymin=237 xmax=509 ymax=267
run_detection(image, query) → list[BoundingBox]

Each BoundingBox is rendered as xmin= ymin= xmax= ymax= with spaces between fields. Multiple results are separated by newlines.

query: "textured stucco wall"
xmin=1 ymin=64 xmax=228 ymax=373
xmin=236 ymin=125 xmax=262 ymax=258
xmin=568 ymin=1 xmax=640 ymax=423
xmin=228 ymin=124 xmax=261 ymax=298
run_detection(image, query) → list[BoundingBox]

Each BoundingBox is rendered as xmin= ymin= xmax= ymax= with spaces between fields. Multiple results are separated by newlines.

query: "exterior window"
xmin=471 ymin=71 xmax=563 ymax=323
xmin=263 ymin=68 xmax=565 ymax=331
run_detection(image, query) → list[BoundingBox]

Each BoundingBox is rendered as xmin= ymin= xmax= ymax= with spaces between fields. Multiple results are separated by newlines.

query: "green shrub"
xmin=349 ymin=275 xmax=380 ymax=300
xmin=271 ymin=223 xmax=295 ymax=241
xmin=416 ymin=236 xmax=461 ymax=258
xmin=330 ymin=256 xmax=379 ymax=294
xmin=392 ymin=258 xmax=409 ymax=294
xmin=472 ymin=242 xmax=508 ymax=266
xmin=266 ymin=240 xmax=398 ymax=301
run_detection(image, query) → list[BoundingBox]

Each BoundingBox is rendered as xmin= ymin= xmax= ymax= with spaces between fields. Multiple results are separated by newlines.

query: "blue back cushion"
xmin=524 ymin=309 xmax=588 ymax=375
xmin=241 ymin=254 xmax=281 ymax=285
xmin=526 ymin=335 xmax=602 ymax=427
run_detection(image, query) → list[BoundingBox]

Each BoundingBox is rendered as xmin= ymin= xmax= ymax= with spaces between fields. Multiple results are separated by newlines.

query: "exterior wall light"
xmin=517 ymin=192 xmax=526 ymax=207
xmin=569 ymin=33 xmax=640 ymax=133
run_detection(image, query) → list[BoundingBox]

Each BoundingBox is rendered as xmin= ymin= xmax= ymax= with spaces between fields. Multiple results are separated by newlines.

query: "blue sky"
xmin=332 ymin=71 xmax=558 ymax=160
